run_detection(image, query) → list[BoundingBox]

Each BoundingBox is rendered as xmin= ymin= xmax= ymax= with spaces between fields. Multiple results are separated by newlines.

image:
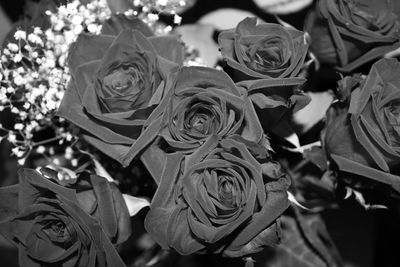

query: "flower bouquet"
xmin=0 ymin=0 xmax=399 ymax=266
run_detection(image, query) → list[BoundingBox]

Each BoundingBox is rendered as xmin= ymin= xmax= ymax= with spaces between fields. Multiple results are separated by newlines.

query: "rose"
xmin=125 ymin=66 xmax=266 ymax=181
xmin=58 ymin=15 xmax=184 ymax=167
xmin=324 ymin=58 xmax=400 ymax=192
xmin=218 ymin=17 xmax=309 ymax=80
xmin=0 ymin=168 xmax=130 ymax=267
xmin=144 ymin=136 xmax=290 ymax=256
xmin=305 ymin=0 xmax=400 ymax=72
xmin=218 ymin=17 xmax=310 ymax=129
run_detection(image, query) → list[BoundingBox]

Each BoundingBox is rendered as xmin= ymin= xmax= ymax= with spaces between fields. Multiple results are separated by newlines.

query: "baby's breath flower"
xmin=36 ymin=146 xmax=46 ymax=154
xmin=13 ymin=53 xmax=23 ymax=63
xmin=27 ymin=33 xmax=44 ymax=46
xmin=7 ymin=43 xmax=19 ymax=52
xmin=14 ymin=30 xmax=26 ymax=40
xmin=7 ymin=132 xmax=17 ymax=143
xmin=174 ymin=14 xmax=182 ymax=24
xmin=14 ymin=123 xmax=24 ymax=130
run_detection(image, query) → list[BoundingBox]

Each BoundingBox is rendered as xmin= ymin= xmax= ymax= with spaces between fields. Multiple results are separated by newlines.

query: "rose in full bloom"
xmin=218 ymin=17 xmax=310 ymax=128
xmin=58 ymin=16 xmax=184 ymax=166
xmin=305 ymin=0 xmax=400 ymax=72
xmin=144 ymin=136 xmax=290 ymax=256
xmin=126 ymin=66 xmax=266 ymax=180
xmin=0 ymin=168 xmax=130 ymax=267
xmin=324 ymin=58 xmax=400 ymax=192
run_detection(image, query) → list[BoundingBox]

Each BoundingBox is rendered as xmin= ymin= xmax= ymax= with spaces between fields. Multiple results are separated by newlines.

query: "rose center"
xmin=255 ymin=46 xmax=283 ymax=69
xmin=190 ymin=115 xmax=208 ymax=133
xmin=51 ymin=221 xmax=65 ymax=237
xmin=218 ymin=176 xmax=237 ymax=208
xmin=41 ymin=219 xmax=75 ymax=246
xmin=184 ymin=104 xmax=219 ymax=136
xmin=103 ymin=66 xmax=143 ymax=94
xmin=246 ymin=37 xmax=289 ymax=74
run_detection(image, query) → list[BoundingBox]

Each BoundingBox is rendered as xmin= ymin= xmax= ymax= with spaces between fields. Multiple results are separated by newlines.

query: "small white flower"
xmin=33 ymin=27 xmax=43 ymax=35
xmin=71 ymin=158 xmax=78 ymax=167
xmin=11 ymin=107 xmax=19 ymax=114
xmin=148 ymin=13 xmax=159 ymax=21
xmin=65 ymin=133 xmax=73 ymax=141
xmin=54 ymin=20 xmax=65 ymax=31
xmin=71 ymin=15 xmax=84 ymax=25
xmin=72 ymin=24 xmax=84 ymax=35
xmin=13 ymin=53 xmax=23 ymax=63
xmin=36 ymin=146 xmax=46 ymax=153
xmin=14 ymin=123 xmax=24 ymax=130
xmin=7 ymin=43 xmax=19 ymax=52
xmin=14 ymin=30 xmax=26 ymax=40
xmin=8 ymin=132 xmax=17 ymax=143
xmin=14 ymin=75 xmax=25 ymax=85
xmin=174 ymin=14 xmax=182 ymax=24
xmin=27 ymin=33 xmax=44 ymax=46
xmin=87 ymin=24 xmax=99 ymax=33
xmin=65 ymin=147 xmax=73 ymax=159
xmin=31 ymin=72 xmax=39 ymax=79
xmin=17 ymin=158 xmax=26 ymax=165
xmin=6 ymin=86 xmax=14 ymax=93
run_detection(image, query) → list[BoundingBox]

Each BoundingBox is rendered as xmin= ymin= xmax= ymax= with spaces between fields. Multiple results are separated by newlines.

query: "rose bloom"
xmin=126 ymin=66 xmax=267 ymax=180
xmin=0 ymin=168 xmax=130 ymax=267
xmin=324 ymin=58 xmax=400 ymax=192
xmin=58 ymin=15 xmax=184 ymax=166
xmin=305 ymin=0 xmax=400 ymax=72
xmin=145 ymin=136 xmax=290 ymax=256
xmin=218 ymin=17 xmax=309 ymax=80
xmin=218 ymin=17 xmax=310 ymax=128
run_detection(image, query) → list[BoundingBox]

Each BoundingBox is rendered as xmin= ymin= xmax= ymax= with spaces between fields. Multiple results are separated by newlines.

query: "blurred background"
xmin=0 ymin=0 xmax=399 ymax=266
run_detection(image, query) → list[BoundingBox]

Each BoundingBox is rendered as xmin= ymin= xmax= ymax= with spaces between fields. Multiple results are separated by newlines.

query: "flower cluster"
xmin=0 ymin=0 xmax=111 ymax=164
xmin=4 ymin=0 xmax=400 ymax=266
xmin=56 ymin=12 xmax=315 ymax=257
